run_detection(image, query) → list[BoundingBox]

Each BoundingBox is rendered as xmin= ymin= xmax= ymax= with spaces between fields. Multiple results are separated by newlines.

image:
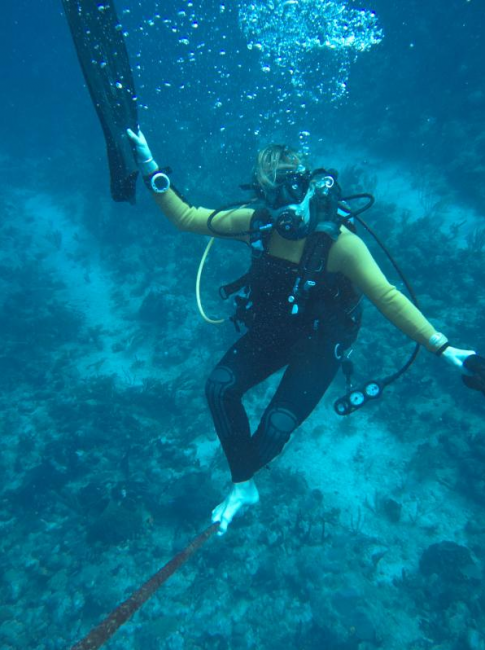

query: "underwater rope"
xmin=70 ymin=522 xmax=220 ymax=650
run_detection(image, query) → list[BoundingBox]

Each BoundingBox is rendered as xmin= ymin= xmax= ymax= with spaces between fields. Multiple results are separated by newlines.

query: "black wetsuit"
xmin=205 ymin=242 xmax=361 ymax=482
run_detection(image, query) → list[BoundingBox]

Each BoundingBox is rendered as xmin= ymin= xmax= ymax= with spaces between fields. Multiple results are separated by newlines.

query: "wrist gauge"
xmin=149 ymin=171 xmax=170 ymax=194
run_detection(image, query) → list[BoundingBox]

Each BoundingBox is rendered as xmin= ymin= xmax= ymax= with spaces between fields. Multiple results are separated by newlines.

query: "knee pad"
xmin=257 ymin=407 xmax=299 ymax=463
xmin=264 ymin=407 xmax=299 ymax=444
xmin=205 ymin=365 xmax=237 ymax=404
xmin=205 ymin=366 xmax=242 ymax=444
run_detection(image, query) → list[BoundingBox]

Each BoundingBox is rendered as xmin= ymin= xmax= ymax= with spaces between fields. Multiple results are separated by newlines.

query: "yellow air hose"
xmin=196 ymin=237 xmax=225 ymax=324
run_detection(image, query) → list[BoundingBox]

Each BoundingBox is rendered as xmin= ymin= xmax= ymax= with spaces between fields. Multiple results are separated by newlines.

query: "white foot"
xmin=211 ymin=479 xmax=260 ymax=536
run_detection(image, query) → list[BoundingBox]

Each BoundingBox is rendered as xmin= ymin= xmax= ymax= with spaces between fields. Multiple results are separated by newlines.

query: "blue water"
xmin=1 ymin=1 xmax=485 ymax=649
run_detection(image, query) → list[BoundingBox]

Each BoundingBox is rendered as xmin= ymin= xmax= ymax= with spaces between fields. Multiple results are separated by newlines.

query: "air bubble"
xmin=237 ymin=0 xmax=383 ymax=102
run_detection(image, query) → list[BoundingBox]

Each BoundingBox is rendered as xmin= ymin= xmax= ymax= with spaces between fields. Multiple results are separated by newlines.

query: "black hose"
xmin=207 ymin=201 xmax=260 ymax=238
xmin=340 ymin=193 xmax=375 ymax=217
xmin=353 ymin=213 xmax=421 ymax=387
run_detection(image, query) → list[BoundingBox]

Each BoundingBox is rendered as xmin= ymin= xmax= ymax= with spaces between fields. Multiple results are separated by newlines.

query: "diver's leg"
xmin=251 ymin=336 xmax=344 ymax=471
xmin=205 ymin=332 xmax=290 ymax=481
xmin=206 ymin=332 xmax=290 ymax=534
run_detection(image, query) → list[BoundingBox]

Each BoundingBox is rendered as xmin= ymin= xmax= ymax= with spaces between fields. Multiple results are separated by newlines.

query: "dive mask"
xmin=263 ymin=166 xmax=312 ymax=210
xmin=267 ymin=170 xmax=340 ymax=241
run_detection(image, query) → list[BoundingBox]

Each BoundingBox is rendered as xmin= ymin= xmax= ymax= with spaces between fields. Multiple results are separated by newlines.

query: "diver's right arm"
xmin=153 ymin=189 xmax=253 ymax=237
xmin=127 ymin=128 xmax=253 ymax=238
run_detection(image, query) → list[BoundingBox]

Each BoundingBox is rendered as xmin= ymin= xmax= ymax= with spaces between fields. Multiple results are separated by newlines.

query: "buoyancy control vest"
xmin=219 ymin=209 xmax=362 ymax=338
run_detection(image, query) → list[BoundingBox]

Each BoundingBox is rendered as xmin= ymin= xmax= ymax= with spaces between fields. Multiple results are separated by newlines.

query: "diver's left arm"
xmin=329 ymin=231 xmax=479 ymax=376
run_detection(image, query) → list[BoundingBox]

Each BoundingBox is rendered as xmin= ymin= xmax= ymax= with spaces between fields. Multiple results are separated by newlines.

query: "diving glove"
xmin=126 ymin=128 xmax=159 ymax=176
xmin=462 ymin=354 xmax=485 ymax=397
xmin=127 ymin=128 xmax=170 ymax=193
xmin=441 ymin=346 xmax=476 ymax=371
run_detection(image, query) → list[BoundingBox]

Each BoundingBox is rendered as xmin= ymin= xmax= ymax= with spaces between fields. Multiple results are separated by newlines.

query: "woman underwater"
xmin=128 ymin=128 xmax=483 ymax=536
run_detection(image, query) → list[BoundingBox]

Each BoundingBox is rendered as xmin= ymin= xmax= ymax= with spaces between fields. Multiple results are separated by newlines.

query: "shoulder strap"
xmin=288 ymin=233 xmax=334 ymax=315
xmin=300 ymin=232 xmax=333 ymax=274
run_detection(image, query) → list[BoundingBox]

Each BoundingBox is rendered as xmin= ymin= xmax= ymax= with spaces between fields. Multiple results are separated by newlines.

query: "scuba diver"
xmin=127 ymin=128 xmax=484 ymax=536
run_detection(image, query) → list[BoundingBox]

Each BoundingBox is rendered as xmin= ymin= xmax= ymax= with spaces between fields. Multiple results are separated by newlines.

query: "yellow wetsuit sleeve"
xmin=328 ymin=231 xmax=445 ymax=352
xmin=153 ymin=189 xmax=253 ymax=238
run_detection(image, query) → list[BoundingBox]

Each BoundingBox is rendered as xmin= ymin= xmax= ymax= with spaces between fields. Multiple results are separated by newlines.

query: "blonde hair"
xmin=254 ymin=144 xmax=304 ymax=191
